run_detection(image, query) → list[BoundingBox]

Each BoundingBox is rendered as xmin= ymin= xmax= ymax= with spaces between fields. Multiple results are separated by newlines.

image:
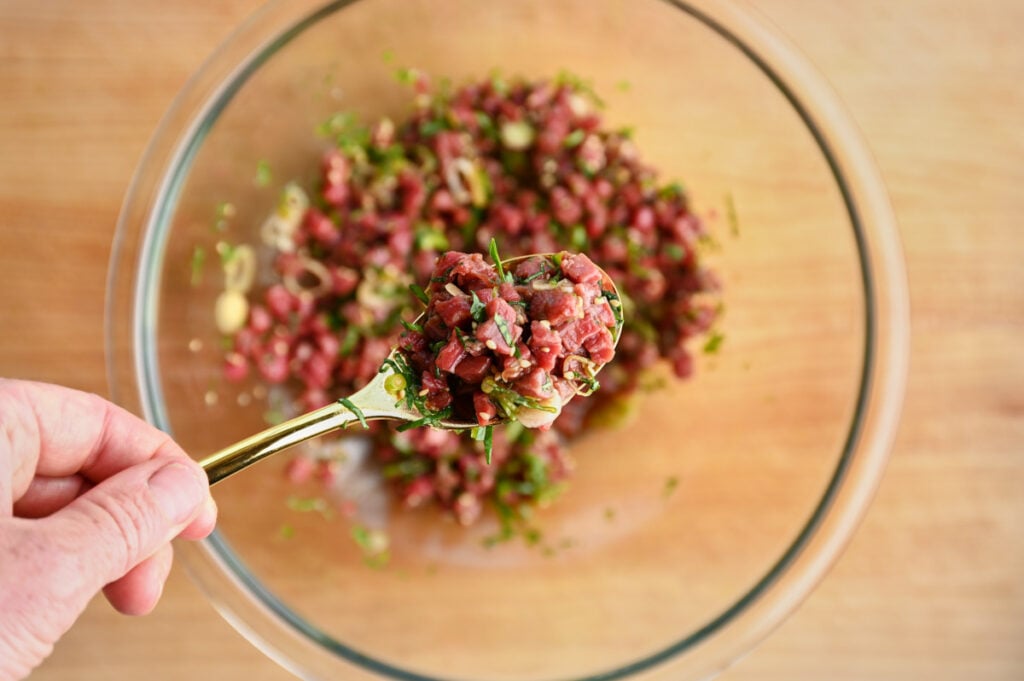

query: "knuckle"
xmin=72 ymin=485 xmax=155 ymax=576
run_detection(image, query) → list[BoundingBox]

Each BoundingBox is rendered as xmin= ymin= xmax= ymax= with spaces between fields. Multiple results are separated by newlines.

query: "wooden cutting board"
xmin=0 ymin=1 xmax=1020 ymax=679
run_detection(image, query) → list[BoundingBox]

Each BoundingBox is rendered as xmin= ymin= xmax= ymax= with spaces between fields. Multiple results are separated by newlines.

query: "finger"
xmin=12 ymin=475 xmax=92 ymax=518
xmin=38 ymin=456 xmax=208 ymax=600
xmin=0 ymin=379 xmax=188 ymax=501
xmin=102 ymin=543 xmax=174 ymax=616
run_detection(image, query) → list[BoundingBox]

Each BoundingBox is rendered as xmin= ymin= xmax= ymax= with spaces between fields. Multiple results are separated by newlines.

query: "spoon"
xmin=199 ymin=252 xmax=622 ymax=485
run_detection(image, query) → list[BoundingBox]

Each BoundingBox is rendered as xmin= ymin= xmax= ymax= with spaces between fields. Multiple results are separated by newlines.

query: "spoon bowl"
xmin=200 ymin=251 xmax=622 ymax=484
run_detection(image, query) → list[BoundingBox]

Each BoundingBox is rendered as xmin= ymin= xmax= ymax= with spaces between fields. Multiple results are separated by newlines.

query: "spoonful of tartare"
xmin=200 ymin=240 xmax=623 ymax=484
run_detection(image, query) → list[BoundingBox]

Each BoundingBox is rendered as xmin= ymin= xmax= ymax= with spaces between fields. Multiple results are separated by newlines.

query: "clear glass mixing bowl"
xmin=106 ymin=1 xmax=909 ymax=679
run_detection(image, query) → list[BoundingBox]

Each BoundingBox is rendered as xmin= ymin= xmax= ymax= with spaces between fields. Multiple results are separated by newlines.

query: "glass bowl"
xmin=106 ymin=1 xmax=909 ymax=679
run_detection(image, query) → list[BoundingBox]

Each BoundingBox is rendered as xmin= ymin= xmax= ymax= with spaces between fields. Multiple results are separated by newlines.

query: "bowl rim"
xmin=106 ymin=1 xmax=910 ymax=679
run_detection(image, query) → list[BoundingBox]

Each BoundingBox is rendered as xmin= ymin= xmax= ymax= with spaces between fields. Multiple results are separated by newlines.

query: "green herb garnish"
xmin=662 ymin=476 xmax=679 ymax=499
xmin=409 ymin=283 xmax=430 ymax=306
xmin=338 ymin=397 xmax=369 ymax=429
xmin=287 ymin=495 xmax=332 ymax=518
xmin=703 ymin=330 xmax=725 ymax=355
xmin=420 ymin=119 xmax=446 ymax=137
xmin=339 ymin=326 xmax=360 ymax=357
xmin=190 ymin=245 xmax=206 ymax=286
xmin=488 ymin=237 xmax=510 ymax=282
xmin=400 ymin=319 xmax=424 ymax=334
xmin=563 ymin=129 xmax=585 ymax=148
xmin=351 ymin=525 xmax=390 ymax=569
xmin=725 ymin=191 xmax=740 ymax=237
xmin=570 ymin=224 xmax=588 ymax=251
xmin=255 ymin=159 xmax=272 ymax=187
xmin=494 ymin=315 xmax=515 ymax=348
xmin=213 ymin=201 xmax=234 ymax=232
xmin=215 ymin=241 xmax=237 ymax=265
xmin=470 ymin=291 xmax=486 ymax=322
xmin=395 ymin=66 xmax=418 ymax=86
xmin=382 ymin=354 xmax=454 ymax=430
xmin=471 ymin=425 xmax=495 ymax=464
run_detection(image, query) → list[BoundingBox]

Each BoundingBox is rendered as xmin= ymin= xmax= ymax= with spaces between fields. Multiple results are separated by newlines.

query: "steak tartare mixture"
xmin=221 ymin=72 xmax=719 ymax=529
xmin=390 ymin=247 xmax=620 ymax=441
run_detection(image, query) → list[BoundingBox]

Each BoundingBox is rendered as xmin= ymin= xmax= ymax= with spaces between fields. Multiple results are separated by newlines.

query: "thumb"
xmin=48 ymin=457 xmax=210 ymax=594
xmin=0 ymin=458 xmax=209 ymax=680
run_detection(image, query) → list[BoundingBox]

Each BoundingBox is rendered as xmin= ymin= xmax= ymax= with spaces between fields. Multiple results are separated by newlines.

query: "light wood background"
xmin=1 ymin=1 xmax=1020 ymax=679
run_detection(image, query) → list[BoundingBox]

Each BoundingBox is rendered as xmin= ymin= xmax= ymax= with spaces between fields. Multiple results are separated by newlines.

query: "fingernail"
xmin=148 ymin=462 xmax=207 ymax=524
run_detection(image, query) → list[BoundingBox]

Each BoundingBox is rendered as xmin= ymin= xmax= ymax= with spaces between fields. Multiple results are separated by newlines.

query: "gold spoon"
xmin=200 ymin=253 xmax=622 ymax=485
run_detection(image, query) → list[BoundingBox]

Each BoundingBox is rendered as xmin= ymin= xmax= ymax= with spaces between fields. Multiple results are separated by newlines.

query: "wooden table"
xmin=2 ymin=1 xmax=1021 ymax=679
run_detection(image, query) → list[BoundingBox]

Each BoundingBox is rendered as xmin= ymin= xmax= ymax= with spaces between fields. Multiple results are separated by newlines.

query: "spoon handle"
xmin=199 ymin=371 xmax=403 ymax=485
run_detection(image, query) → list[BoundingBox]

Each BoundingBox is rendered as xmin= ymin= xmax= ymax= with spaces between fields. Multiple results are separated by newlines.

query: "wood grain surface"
xmin=1 ymin=1 xmax=1021 ymax=680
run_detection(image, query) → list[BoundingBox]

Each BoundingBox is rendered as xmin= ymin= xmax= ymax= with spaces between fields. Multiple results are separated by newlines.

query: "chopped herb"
xmin=703 ymin=329 xmax=725 ymax=355
xmin=475 ymin=112 xmax=496 ymax=139
xmin=662 ymin=476 xmax=679 ymax=500
xmin=420 ymin=119 xmax=445 ymax=137
xmin=255 ymin=159 xmax=272 ymax=187
xmin=395 ymin=66 xmax=418 ymax=85
xmin=615 ymin=79 xmax=632 ymax=92
xmin=523 ymin=527 xmax=543 ymax=546
xmin=287 ymin=495 xmax=332 ymax=518
xmin=351 ymin=525 xmax=390 ymax=569
xmin=563 ymin=129 xmax=586 ymax=148
xmin=725 ymin=191 xmax=740 ymax=237
xmin=570 ymin=224 xmax=588 ymax=251
xmin=471 ymin=425 xmax=495 ymax=464
xmin=264 ymin=409 xmax=286 ymax=426
xmin=494 ymin=315 xmax=515 ymax=347
xmin=215 ymin=241 xmax=237 ymax=265
xmin=659 ymin=182 xmax=685 ymax=200
xmin=190 ymin=245 xmax=206 ymax=286
xmin=409 ymin=283 xmax=430 ymax=306
xmin=383 ymin=353 xmax=455 ymax=430
xmin=382 ymin=457 xmax=430 ymax=480
xmin=400 ymin=319 xmax=424 ymax=334
xmin=339 ymin=326 xmax=360 ymax=357
xmin=554 ymin=70 xmax=605 ymax=108
xmin=381 ymin=48 xmax=395 ymax=63
xmin=338 ymin=397 xmax=369 ymax=429
xmin=278 ymin=524 xmax=296 ymax=540
xmin=489 ymin=69 xmax=508 ymax=95
xmin=414 ymin=224 xmax=449 ymax=252
xmin=484 ymin=426 xmax=494 ymax=464
xmin=470 ymin=291 xmax=486 ymax=322
xmin=664 ymin=243 xmax=685 ymax=261
xmin=213 ymin=201 xmax=234 ymax=232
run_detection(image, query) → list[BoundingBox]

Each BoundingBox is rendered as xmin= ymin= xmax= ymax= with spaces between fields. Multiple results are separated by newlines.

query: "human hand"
xmin=0 ymin=379 xmax=217 ymax=680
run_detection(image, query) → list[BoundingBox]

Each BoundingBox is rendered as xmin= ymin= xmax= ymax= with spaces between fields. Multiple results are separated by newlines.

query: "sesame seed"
xmin=418 ymin=388 xmax=429 ymax=397
xmin=485 ymin=340 xmax=497 ymax=350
